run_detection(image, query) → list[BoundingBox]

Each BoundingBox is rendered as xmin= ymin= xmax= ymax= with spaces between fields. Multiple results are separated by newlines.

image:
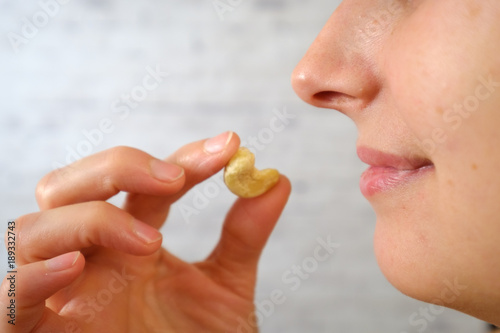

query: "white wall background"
xmin=0 ymin=0 xmax=487 ymax=332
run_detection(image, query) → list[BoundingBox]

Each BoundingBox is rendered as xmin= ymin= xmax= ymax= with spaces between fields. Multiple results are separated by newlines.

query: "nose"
xmin=291 ymin=1 xmax=384 ymax=120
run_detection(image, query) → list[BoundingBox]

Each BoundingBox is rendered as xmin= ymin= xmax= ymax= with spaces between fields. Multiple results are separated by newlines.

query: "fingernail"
xmin=203 ymin=131 xmax=233 ymax=154
xmin=150 ymin=159 xmax=184 ymax=182
xmin=133 ymin=219 xmax=162 ymax=244
xmin=46 ymin=252 xmax=80 ymax=272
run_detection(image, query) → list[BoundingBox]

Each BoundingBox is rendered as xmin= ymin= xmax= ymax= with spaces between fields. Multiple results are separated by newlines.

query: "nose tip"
xmin=291 ymin=66 xmax=313 ymax=105
xmin=292 ymin=59 xmax=345 ymax=108
xmin=291 ymin=52 xmax=373 ymax=114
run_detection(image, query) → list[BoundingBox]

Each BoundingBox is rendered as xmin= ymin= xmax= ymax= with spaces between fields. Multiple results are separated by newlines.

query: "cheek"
xmin=375 ymin=0 xmax=500 ymax=308
xmin=387 ymin=29 xmax=469 ymax=147
xmin=386 ymin=0 xmax=500 ymax=155
xmin=386 ymin=0 xmax=500 ymax=199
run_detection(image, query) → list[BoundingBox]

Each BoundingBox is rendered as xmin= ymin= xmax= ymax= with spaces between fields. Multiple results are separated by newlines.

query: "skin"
xmin=292 ymin=0 xmax=500 ymax=326
xmin=3 ymin=0 xmax=500 ymax=331
xmin=0 ymin=132 xmax=291 ymax=332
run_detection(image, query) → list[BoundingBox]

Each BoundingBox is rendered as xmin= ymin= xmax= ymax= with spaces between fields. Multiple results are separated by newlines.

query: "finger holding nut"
xmin=223 ymin=147 xmax=280 ymax=198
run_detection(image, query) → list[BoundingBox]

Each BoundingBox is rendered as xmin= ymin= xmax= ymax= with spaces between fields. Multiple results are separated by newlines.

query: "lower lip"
xmin=360 ymin=165 xmax=434 ymax=197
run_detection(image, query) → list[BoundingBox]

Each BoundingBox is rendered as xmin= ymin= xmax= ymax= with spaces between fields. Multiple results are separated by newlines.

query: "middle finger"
xmin=16 ymin=201 xmax=162 ymax=265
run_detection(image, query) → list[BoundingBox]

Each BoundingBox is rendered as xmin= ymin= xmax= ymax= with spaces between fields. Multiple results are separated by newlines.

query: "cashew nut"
xmin=224 ymin=147 xmax=280 ymax=198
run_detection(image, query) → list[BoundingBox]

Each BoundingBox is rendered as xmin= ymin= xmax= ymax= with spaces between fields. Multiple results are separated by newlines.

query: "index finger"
xmin=36 ymin=132 xmax=240 ymax=221
xmin=36 ymin=146 xmax=186 ymax=210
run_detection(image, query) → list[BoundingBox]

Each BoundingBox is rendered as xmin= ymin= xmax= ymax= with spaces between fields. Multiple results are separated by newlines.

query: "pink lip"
xmin=357 ymin=147 xmax=434 ymax=197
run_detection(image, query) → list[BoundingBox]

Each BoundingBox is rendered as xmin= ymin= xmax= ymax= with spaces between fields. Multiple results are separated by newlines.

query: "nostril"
xmin=313 ymin=91 xmax=352 ymax=104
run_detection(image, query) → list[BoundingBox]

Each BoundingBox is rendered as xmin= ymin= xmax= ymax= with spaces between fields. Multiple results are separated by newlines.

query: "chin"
xmin=373 ymin=215 xmax=450 ymax=304
xmin=372 ymin=216 xmax=500 ymax=325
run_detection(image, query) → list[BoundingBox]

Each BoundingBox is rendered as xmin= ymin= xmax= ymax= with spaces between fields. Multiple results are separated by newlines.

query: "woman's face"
xmin=292 ymin=0 xmax=500 ymax=324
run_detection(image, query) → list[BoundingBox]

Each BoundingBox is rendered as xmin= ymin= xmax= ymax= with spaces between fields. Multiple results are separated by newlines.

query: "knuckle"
xmin=85 ymin=201 xmax=124 ymax=225
xmin=105 ymin=146 xmax=141 ymax=166
xmin=97 ymin=146 xmax=144 ymax=193
xmin=72 ymin=202 xmax=116 ymax=247
xmin=87 ymin=200 xmax=115 ymax=216
xmin=11 ymin=213 xmax=40 ymax=262
xmin=35 ymin=166 xmax=73 ymax=209
xmin=78 ymin=202 xmax=130 ymax=245
xmin=100 ymin=145 xmax=142 ymax=176
xmin=14 ymin=213 xmax=32 ymax=227
xmin=35 ymin=172 xmax=57 ymax=208
xmin=96 ymin=172 xmax=116 ymax=196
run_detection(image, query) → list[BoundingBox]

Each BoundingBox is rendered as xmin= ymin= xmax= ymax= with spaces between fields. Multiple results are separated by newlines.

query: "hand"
xmin=1 ymin=132 xmax=291 ymax=333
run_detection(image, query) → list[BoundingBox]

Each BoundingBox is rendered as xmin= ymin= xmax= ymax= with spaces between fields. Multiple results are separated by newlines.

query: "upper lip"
xmin=357 ymin=146 xmax=433 ymax=170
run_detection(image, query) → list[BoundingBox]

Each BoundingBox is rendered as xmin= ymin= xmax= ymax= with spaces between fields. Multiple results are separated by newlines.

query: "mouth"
xmin=357 ymin=147 xmax=434 ymax=197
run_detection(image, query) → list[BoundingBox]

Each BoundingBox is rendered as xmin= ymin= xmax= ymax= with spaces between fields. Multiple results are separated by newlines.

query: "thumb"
xmin=0 ymin=252 xmax=85 ymax=332
xmin=207 ymin=175 xmax=291 ymax=293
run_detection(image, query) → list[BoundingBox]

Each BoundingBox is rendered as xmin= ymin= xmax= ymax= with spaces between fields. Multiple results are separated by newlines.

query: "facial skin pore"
xmin=292 ymin=0 xmax=500 ymax=324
